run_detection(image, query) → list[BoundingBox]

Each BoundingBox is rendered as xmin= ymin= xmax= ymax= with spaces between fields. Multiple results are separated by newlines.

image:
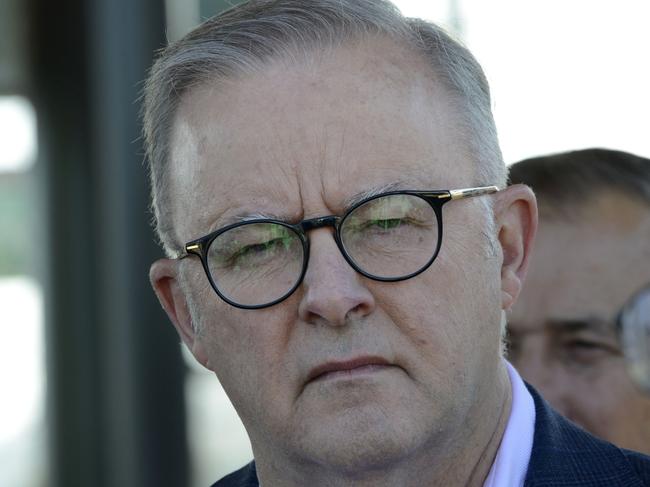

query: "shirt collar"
xmin=482 ymin=360 xmax=536 ymax=487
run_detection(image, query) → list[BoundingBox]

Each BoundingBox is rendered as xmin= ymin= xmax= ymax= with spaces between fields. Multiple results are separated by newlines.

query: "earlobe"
xmin=494 ymin=184 xmax=538 ymax=311
xmin=149 ymin=259 xmax=211 ymax=369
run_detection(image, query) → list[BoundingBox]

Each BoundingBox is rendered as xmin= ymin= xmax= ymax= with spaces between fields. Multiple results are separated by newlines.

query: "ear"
xmin=150 ymin=258 xmax=211 ymax=370
xmin=493 ymin=184 xmax=538 ymax=311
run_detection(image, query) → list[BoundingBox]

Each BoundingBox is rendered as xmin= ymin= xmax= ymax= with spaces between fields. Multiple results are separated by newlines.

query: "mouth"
xmin=306 ymin=356 xmax=394 ymax=384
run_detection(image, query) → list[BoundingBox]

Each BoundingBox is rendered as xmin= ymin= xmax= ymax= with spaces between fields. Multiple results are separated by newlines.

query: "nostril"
xmin=298 ymin=231 xmax=376 ymax=325
xmin=299 ymin=283 xmax=376 ymax=326
xmin=347 ymin=301 xmax=370 ymax=319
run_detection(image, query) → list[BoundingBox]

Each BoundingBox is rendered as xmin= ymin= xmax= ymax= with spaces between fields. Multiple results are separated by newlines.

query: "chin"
xmin=287 ymin=401 xmax=434 ymax=473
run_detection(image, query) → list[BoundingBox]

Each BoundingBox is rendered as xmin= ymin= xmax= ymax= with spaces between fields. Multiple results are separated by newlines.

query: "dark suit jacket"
xmin=524 ymin=385 xmax=650 ymax=486
xmin=211 ymin=385 xmax=650 ymax=486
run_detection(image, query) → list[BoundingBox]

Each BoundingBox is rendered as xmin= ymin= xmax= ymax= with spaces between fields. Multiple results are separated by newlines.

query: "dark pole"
xmin=33 ymin=1 xmax=101 ymax=484
xmin=33 ymin=0 xmax=189 ymax=485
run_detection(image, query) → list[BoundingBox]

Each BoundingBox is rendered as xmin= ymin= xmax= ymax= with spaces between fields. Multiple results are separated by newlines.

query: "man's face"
xmin=162 ymin=39 xmax=512 ymax=471
xmin=509 ymin=193 xmax=650 ymax=454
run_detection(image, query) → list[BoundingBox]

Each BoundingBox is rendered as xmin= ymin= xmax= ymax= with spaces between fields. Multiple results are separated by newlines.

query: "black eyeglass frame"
xmin=179 ymin=186 xmax=499 ymax=309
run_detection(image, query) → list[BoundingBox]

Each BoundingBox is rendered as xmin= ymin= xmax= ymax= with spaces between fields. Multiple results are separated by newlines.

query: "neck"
xmin=256 ymin=361 xmax=512 ymax=487
xmin=463 ymin=362 xmax=512 ymax=486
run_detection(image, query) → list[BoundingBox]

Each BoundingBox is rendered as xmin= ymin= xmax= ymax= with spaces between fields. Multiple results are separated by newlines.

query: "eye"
xmin=345 ymin=194 xmax=432 ymax=232
xmin=560 ymin=338 xmax=621 ymax=366
xmin=366 ymin=217 xmax=409 ymax=230
xmin=566 ymin=340 xmax=601 ymax=350
xmin=227 ymin=237 xmax=288 ymax=264
xmin=208 ymin=223 xmax=299 ymax=271
xmin=377 ymin=218 xmax=402 ymax=229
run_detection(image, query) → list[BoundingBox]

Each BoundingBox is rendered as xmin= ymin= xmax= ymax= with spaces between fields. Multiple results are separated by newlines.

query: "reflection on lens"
xmin=206 ymin=222 xmax=304 ymax=307
xmin=620 ymin=285 xmax=650 ymax=393
xmin=340 ymin=194 xmax=439 ymax=279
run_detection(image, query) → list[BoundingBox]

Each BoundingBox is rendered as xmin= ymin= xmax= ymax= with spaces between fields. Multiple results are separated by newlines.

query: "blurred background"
xmin=1 ymin=0 xmax=648 ymax=486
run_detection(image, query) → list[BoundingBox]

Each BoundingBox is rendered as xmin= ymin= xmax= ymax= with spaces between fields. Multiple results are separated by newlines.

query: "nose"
xmin=298 ymin=229 xmax=375 ymax=326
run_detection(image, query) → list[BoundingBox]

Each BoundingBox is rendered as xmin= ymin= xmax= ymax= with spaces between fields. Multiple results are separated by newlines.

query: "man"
xmin=508 ymin=148 xmax=650 ymax=455
xmin=142 ymin=1 xmax=650 ymax=485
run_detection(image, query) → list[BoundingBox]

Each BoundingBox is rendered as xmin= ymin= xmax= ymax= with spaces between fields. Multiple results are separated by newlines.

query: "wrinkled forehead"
xmin=168 ymin=38 xmax=474 ymax=240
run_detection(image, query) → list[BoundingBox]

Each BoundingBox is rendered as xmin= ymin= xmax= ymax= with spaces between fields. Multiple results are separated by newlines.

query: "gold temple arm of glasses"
xmin=174 ymin=243 xmax=201 ymax=260
xmin=449 ymin=185 xmax=499 ymax=200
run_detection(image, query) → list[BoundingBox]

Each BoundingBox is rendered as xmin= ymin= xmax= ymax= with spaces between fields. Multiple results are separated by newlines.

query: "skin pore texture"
xmin=509 ymin=192 xmax=650 ymax=455
xmin=150 ymin=37 xmax=537 ymax=486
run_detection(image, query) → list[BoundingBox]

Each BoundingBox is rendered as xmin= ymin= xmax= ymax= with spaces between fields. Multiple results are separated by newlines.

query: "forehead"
xmin=511 ymin=193 xmax=650 ymax=330
xmin=168 ymin=37 xmax=472 ymax=238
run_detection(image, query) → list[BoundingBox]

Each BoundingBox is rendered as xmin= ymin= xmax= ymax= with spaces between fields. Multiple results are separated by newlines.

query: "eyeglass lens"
xmin=207 ymin=222 xmax=305 ymax=307
xmin=204 ymin=193 xmax=440 ymax=307
xmin=340 ymin=194 xmax=439 ymax=279
xmin=620 ymin=286 xmax=650 ymax=392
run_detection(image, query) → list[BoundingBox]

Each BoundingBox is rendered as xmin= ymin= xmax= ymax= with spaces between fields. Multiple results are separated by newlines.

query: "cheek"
xmin=195 ymin=300 xmax=298 ymax=415
xmin=565 ymin=361 xmax=634 ymax=420
xmin=371 ymin=254 xmax=502 ymax=365
xmin=368 ymin=205 xmax=501 ymax=353
xmin=437 ymin=243 xmax=503 ymax=338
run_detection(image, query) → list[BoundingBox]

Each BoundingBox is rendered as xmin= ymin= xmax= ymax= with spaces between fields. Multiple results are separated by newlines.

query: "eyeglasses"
xmin=179 ymin=186 xmax=498 ymax=309
xmin=617 ymin=284 xmax=650 ymax=393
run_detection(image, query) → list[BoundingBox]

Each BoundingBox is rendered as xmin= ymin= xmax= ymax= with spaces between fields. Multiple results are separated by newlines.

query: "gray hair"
xmin=142 ymin=0 xmax=506 ymax=256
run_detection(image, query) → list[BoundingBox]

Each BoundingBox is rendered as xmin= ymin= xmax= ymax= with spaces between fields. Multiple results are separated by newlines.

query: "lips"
xmin=306 ymin=356 xmax=393 ymax=383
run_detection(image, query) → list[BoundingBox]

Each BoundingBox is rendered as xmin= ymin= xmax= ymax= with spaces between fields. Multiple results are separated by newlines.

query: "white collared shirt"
xmin=482 ymin=361 xmax=536 ymax=487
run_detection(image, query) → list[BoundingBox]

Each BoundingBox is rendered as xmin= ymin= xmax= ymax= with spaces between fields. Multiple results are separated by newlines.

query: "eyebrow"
xmin=547 ymin=318 xmax=615 ymax=335
xmin=343 ymin=179 xmax=423 ymax=208
xmin=233 ymin=212 xmax=283 ymax=223
xmin=208 ymin=211 xmax=286 ymax=233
